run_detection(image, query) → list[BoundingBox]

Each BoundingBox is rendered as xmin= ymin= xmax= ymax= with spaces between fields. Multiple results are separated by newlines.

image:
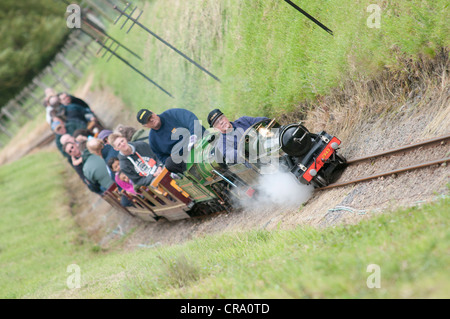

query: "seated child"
xmin=108 ymin=157 xmax=120 ymax=173
xmin=115 ymin=170 xmax=137 ymax=195
xmin=106 ymin=157 xmax=134 ymax=207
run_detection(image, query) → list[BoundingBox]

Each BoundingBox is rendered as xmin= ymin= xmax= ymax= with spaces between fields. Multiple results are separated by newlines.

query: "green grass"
xmin=120 ymin=199 xmax=450 ymax=299
xmin=0 ymin=151 xmax=95 ymax=298
xmin=1 ymin=153 xmax=448 ymax=298
xmin=91 ymin=0 xmax=449 ymax=122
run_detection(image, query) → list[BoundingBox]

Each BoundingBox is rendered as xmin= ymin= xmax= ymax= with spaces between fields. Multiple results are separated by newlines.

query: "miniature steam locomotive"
xmin=103 ymin=119 xmax=346 ymax=221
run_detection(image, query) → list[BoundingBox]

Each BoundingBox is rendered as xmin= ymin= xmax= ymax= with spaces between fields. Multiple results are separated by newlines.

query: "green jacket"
xmin=81 ymin=149 xmax=114 ymax=192
xmin=131 ymin=128 xmax=149 ymax=143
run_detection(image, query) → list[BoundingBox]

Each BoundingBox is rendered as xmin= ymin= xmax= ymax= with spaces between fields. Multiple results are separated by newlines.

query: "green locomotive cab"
xmin=184 ymin=129 xmax=258 ymax=207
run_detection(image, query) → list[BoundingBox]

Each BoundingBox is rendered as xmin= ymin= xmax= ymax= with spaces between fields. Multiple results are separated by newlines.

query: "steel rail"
xmin=346 ymin=133 xmax=450 ymax=165
xmin=319 ymin=157 xmax=450 ymax=190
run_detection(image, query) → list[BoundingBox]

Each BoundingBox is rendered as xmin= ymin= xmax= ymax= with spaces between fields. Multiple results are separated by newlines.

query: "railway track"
xmin=319 ymin=133 xmax=450 ymax=190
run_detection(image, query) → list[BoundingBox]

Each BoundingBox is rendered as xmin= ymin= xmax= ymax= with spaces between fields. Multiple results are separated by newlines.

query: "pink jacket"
xmin=115 ymin=174 xmax=137 ymax=194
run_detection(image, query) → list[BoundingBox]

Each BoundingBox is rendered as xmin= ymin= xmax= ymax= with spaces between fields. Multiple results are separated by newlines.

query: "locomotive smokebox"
xmin=280 ymin=123 xmax=312 ymax=157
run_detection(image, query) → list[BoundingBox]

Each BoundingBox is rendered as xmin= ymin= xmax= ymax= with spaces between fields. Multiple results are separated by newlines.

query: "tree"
xmin=0 ymin=0 xmax=69 ymax=107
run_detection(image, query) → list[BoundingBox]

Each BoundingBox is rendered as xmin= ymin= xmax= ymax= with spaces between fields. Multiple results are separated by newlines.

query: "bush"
xmin=0 ymin=0 xmax=69 ymax=106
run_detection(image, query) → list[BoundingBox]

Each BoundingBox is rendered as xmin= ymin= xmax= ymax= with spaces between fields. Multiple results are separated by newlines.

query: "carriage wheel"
xmin=313 ymin=175 xmax=329 ymax=188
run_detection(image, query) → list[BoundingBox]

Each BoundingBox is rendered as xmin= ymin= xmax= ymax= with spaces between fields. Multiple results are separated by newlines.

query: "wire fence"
xmin=0 ymin=30 xmax=96 ymax=148
xmin=0 ymin=0 xmax=155 ymax=149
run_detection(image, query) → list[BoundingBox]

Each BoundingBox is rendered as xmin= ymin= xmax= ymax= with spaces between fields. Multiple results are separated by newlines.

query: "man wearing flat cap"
xmin=136 ymin=108 xmax=205 ymax=174
xmin=207 ymin=108 xmax=268 ymax=164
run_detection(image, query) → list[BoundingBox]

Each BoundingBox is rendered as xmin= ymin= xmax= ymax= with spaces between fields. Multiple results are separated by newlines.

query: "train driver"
xmin=136 ymin=108 xmax=205 ymax=174
xmin=207 ymin=108 xmax=269 ymax=164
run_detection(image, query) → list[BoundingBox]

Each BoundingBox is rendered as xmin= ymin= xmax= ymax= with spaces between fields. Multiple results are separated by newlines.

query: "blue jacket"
xmin=149 ymin=108 xmax=205 ymax=163
xmin=101 ymin=144 xmax=119 ymax=164
xmin=63 ymin=103 xmax=92 ymax=124
xmin=218 ymin=116 xmax=269 ymax=164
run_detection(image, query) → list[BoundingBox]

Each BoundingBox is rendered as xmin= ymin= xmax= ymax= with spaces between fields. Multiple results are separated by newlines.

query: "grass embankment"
xmin=0 ymin=152 xmax=448 ymax=298
xmin=91 ymin=0 xmax=449 ymax=121
xmin=0 ymin=151 xmax=91 ymax=298
xmin=120 ymin=199 xmax=450 ymax=299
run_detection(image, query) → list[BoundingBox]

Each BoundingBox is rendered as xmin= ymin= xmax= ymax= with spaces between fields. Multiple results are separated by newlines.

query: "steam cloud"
xmin=255 ymin=171 xmax=314 ymax=207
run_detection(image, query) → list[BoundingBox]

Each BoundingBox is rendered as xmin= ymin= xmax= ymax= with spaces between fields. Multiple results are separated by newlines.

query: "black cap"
xmin=207 ymin=108 xmax=223 ymax=127
xmin=136 ymin=109 xmax=153 ymax=125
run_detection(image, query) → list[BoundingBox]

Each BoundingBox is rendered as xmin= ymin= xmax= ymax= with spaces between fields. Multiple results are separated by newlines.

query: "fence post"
xmin=24 ymin=86 xmax=43 ymax=107
xmin=11 ymin=99 xmax=33 ymax=120
xmin=32 ymin=77 xmax=49 ymax=91
xmin=47 ymin=65 xmax=71 ymax=90
xmin=56 ymin=53 xmax=84 ymax=79
xmin=1 ymin=104 xmax=17 ymax=122
xmin=0 ymin=121 xmax=13 ymax=138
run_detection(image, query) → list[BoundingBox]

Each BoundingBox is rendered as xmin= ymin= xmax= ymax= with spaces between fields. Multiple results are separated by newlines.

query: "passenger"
xmin=62 ymin=141 xmax=85 ymax=182
xmin=52 ymin=117 xmax=85 ymax=135
xmin=136 ymin=108 xmax=205 ymax=174
xmin=46 ymin=96 xmax=65 ymax=124
xmin=52 ymin=117 xmax=86 ymax=157
xmin=73 ymin=128 xmax=93 ymax=144
xmin=81 ymin=145 xmax=114 ymax=193
xmin=106 ymin=156 xmax=134 ymax=207
xmin=108 ymin=132 xmax=163 ymax=188
xmin=59 ymin=133 xmax=75 ymax=148
xmin=42 ymin=88 xmax=59 ymax=124
xmin=86 ymin=137 xmax=119 ymax=167
xmin=114 ymin=124 xmax=149 ymax=143
xmin=51 ymin=96 xmax=95 ymax=125
xmin=63 ymin=141 xmax=83 ymax=167
xmin=44 ymin=88 xmax=57 ymax=100
xmin=60 ymin=134 xmax=84 ymax=177
xmin=115 ymin=170 xmax=137 ymax=195
xmin=207 ymin=108 xmax=269 ymax=164
xmin=58 ymin=92 xmax=104 ymax=131
xmin=44 ymin=101 xmax=54 ymax=125
xmin=97 ymin=129 xmax=113 ymax=145
xmin=107 ymin=157 xmax=120 ymax=174
xmin=86 ymin=137 xmax=125 ymax=198
xmin=58 ymin=92 xmax=91 ymax=110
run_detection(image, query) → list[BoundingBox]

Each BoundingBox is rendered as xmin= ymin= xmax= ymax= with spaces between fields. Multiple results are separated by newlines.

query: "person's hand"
xmin=188 ymin=135 xmax=198 ymax=151
xmin=72 ymin=156 xmax=82 ymax=166
xmin=170 ymin=172 xmax=181 ymax=180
